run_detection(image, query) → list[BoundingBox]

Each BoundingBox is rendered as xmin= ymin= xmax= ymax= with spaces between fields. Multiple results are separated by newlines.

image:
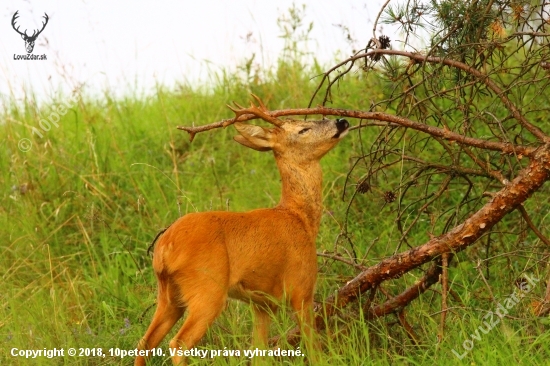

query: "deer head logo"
xmin=12 ymin=11 xmax=49 ymax=54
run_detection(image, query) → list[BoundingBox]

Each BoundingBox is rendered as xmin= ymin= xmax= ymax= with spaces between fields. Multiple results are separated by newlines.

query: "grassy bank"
xmin=2 ymin=53 xmax=550 ymax=365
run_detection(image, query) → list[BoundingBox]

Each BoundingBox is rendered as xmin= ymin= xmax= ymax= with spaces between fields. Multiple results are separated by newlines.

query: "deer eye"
xmin=298 ymin=128 xmax=311 ymax=134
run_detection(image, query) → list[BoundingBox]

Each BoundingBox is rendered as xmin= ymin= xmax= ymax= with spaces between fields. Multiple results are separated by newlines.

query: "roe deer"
xmin=135 ymin=95 xmax=349 ymax=366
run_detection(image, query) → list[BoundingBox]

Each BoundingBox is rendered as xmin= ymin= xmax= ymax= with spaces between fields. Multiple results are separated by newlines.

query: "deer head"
xmin=228 ymin=94 xmax=350 ymax=161
xmin=12 ymin=11 xmax=49 ymax=54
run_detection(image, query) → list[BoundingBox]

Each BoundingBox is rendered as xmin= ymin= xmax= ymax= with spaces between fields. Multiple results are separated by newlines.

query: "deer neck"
xmin=275 ymin=156 xmax=324 ymax=237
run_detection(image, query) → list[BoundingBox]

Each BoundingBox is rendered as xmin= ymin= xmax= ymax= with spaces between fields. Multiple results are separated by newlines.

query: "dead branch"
xmin=368 ymin=259 xmax=443 ymax=318
xmin=293 ymin=143 xmax=550 ymax=338
xmin=178 ymin=107 xmax=536 ymax=157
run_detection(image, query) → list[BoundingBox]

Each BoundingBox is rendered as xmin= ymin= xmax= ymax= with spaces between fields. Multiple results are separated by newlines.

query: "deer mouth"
xmin=333 ymin=118 xmax=350 ymax=139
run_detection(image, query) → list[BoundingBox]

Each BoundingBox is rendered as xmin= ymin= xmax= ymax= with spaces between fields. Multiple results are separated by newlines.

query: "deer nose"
xmin=336 ymin=118 xmax=350 ymax=132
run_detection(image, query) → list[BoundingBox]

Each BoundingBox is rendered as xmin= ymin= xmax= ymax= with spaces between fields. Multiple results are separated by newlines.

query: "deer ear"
xmin=21 ymin=34 xmax=25 ymax=40
xmin=233 ymin=122 xmax=273 ymax=152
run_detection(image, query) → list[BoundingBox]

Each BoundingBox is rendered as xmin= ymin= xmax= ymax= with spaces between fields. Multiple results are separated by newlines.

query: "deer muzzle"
xmin=333 ymin=118 xmax=350 ymax=139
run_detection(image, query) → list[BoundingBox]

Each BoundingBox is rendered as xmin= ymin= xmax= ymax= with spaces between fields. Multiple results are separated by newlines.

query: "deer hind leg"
xmin=135 ymin=279 xmax=185 ymax=366
xmin=168 ymin=278 xmax=227 ymax=366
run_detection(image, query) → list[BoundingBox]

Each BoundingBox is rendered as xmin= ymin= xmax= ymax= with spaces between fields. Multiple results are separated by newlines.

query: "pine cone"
xmin=379 ymin=35 xmax=391 ymax=49
xmin=383 ymin=190 xmax=396 ymax=203
xmin=356 ymin=180 xmax=370 ymax=194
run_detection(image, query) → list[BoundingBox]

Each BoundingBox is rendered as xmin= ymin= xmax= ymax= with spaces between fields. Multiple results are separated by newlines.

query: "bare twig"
xmin=397 ymin=310 xmax=420 ymax=345
xmin=372 ymin=0 xmax=391 ymax=40
xmin=462 ymin=146 xmax=509 ymax=184
xmin=541 ymin=277 xmax=550 ymax=316
xmin=138 ymin=302 xmax=156 ymax=324
xmin=510 ymin=32 xmax=550 ymax=37
xmin=438 ymin=253 xmax=449 ymax=343
xmin=475 ymin=259 xmax=497 ymax=305
xmin=517 ymin=205 xmax=550 ymax=247
xmin=317 ymin=251 xmax=366 ymax=271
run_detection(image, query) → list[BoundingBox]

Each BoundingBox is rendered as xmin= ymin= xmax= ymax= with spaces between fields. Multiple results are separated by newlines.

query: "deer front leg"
xmin=290 ymin=295 xmax=319 ymax=362
xmin=252 ymin=304 xmax=274 ymax=348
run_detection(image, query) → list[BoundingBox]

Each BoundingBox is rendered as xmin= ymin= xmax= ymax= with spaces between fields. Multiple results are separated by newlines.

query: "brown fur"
xmin=135 ymin=118 xmax=349 ymax=365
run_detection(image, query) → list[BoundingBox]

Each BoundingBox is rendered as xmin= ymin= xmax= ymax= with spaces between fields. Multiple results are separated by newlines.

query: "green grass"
xmin=1 ymin=56 xmax=549 ymax=365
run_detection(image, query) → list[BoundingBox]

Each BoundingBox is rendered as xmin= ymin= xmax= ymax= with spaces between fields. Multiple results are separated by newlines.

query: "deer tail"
xmin=147 ymin=224 xmax=172 ymax=257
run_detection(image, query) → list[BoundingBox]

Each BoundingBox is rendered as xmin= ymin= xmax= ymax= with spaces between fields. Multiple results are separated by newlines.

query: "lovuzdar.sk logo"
xmin=12 ymin=10 xmax=48 ymax=60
